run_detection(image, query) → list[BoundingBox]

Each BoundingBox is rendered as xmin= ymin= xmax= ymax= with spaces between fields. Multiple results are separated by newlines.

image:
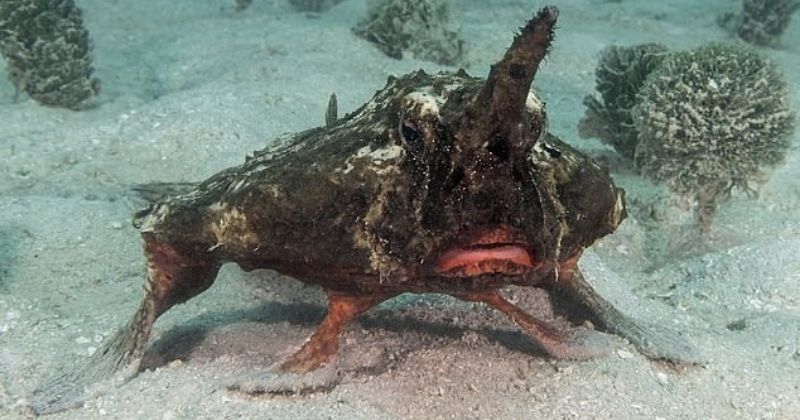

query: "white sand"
xmin=1 ymin=0 xmax=798 ymax=418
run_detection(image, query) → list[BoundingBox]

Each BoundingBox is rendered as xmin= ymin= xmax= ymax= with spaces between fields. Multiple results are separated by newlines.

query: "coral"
xmin=352 ymin=0 xmax=464 ymax=65
xmin=235 ymin=0 xmax=253 ymax=12
xmin=289 ymin=0 xmax=344 ymax=13
xmin=718 ymin=0 xmax=800 ymax=46
xmin=578 ymin=43 xmax=669 ymax=160
xmin=0 ymin=0 xmax=100 ymax=110
xmin=633 ymin=43 xmax=794 ymax=232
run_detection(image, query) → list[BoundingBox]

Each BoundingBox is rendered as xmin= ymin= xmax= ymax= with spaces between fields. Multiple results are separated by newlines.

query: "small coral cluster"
xmin=634 ymin=44 xmax=793 ymax=230
xmin=582 ymin=43 xmax=794 ymax=232
xmin=0 ymin=0 xmax=100 ymax=110
xmin=352 ymin=0 xmax=464 ymax=65
xmin=289 ymin=0 xmax=344 ymax=13
xmin=718 ymin=0 xmax=800 ymax=46
xmin=235 ymin=0 xmax=253 ymax=12
xmin=579 ymin=44 xmax=669 ymax=159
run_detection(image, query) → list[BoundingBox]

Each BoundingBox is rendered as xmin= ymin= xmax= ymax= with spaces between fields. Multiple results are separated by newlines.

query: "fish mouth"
xmin=434 ymin=227 xmax=536 ymax=277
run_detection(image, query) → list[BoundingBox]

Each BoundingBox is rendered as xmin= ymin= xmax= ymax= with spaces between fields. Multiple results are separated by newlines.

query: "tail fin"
xmin=29 ymin=300 xmax=156 ymax=415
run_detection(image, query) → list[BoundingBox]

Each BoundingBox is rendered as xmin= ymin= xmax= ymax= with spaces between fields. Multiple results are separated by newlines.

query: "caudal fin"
xmin=29 ymin=298 xmax=157 ymax=415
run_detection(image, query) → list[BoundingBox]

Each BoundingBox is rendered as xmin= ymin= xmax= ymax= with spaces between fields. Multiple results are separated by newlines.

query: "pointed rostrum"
xmin=466 ymin=6 xmax=559 ymax=145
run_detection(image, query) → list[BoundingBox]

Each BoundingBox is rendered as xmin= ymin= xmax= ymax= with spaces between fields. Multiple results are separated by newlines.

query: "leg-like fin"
xmin=228 ymin=290 xmax=391 ymax=395
xmin=30 ymin=236 xmax=219 ymax=415
xmin=562 ymin=268 xmax=703 ymax=364
xmin=457 ymin=290 xmax=613 ymax=360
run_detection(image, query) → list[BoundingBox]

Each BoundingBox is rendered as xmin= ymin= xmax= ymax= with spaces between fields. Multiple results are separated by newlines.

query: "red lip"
xmin=434 ymin=227 xmax=535 ymax=276
xmin=437 ymin=244 xmax=533 ymax=274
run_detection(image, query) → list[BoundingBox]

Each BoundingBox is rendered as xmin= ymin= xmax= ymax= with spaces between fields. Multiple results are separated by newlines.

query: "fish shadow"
xmin=141 ymin=290 xmax=599 ymax=375
xmin=141 ymin=301 xmax=324 ymax=371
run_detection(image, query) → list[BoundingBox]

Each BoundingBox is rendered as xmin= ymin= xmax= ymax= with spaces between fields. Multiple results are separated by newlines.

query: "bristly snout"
xmin=458 ymin=5 xmax=558 ymax=153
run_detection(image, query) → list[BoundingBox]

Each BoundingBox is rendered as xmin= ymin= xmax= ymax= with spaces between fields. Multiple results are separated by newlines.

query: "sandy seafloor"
xmin=1 ymin=0 xmax=799 ymax=418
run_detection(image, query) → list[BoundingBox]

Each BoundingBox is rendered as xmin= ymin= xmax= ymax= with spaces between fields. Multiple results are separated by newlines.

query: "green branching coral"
xmin=0 ymin=0 xmax=100 ymax=110
xmin=633 ymin=43 xmax=795 ymax=232
xmin=235 ymin=0 xmax=253 ymax=12
xmin=352 ymin=0 xmax=464 ymax=65
xmin=289 ymin=0 xmax=344 ymax=13
xmin=579 ymin=43 xmax=669 ymax=159
xmin=718 ymin=0 xmax=800 ymax=46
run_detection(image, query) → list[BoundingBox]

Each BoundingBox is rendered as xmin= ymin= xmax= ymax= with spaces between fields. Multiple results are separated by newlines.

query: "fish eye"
xmin=542 ymin=142 xmax=561 ymax=159
xmin=526 ymin=111 xmax=548 ymax=148
xmin=399 ymin=119 xmax=421 ymax=144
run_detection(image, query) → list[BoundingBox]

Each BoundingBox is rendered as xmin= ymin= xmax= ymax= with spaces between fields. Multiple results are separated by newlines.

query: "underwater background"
xmin=1 ymin=0 xmax=798 ymax=418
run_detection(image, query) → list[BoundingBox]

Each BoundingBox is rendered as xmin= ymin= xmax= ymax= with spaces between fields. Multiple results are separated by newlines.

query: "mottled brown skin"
xmin=32 ymin=7 xmax=698 ymax=415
